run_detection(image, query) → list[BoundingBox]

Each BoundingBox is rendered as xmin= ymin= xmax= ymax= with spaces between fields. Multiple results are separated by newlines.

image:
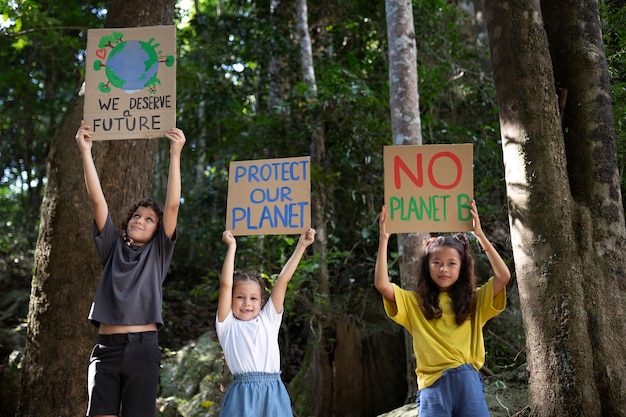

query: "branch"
xmin=1 ymin=26 xmax=86 ymax=38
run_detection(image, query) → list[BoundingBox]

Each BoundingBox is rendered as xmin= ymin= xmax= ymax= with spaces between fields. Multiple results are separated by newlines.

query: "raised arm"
xmin=470 ymin=199 xmax=511 ymax=297
xmin=374 ymin=205 xmax=395 ymax=302
xmin=75 ymin=121 xmax=108 ymax=232
xmin=271 ymin=228 xmax=316 ymax=313
xmin=217 ymin=230 xmax=237 ymax=323
xmin=162 ymin=128 xmax=186 ymax=240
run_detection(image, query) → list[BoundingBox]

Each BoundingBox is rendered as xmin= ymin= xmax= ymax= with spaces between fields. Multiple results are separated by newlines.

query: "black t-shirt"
xmin=88 ymin=213 xmax=176 ymax=329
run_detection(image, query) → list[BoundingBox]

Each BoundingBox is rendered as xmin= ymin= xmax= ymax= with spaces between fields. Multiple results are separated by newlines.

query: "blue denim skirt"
xmin=219 ymin=372 xmax=293 ymax=417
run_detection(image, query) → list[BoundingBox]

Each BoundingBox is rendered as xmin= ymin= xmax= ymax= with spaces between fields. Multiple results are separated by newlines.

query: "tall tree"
xmin=17 ymin=1 xmax=176 ymax=416
xmin=385 ymin=0 xmax=429 ymax=401
xmin=485 ymin=0 xmax=626 ymax=415
xmin=293 ymin=0 xmax=333 ymax=415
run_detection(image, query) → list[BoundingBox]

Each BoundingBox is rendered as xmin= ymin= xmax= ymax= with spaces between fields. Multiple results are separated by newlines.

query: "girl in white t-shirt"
xmin=216 ymin=228 xmax=315 ymax=417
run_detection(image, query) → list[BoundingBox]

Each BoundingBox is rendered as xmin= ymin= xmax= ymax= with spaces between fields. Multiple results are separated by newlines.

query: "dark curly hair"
xmin=416 ymin=233 xmax=477 ymax=325
xmin=233 ymin=271 xmax=269 ymax=306
xmin=120 ymin=198 xmax=164 ymax=244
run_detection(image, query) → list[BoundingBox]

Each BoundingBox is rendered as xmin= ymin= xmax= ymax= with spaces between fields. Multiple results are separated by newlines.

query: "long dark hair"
xmin=120 ymin=198 xmax=164 ymax=244
xmin=416 ymin=233 xmax=477 ymax=325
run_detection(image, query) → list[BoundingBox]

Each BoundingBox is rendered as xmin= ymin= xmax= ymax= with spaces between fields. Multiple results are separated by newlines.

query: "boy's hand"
xmin=75 ymin=121 xmax=93 ymax=152
xmin=165 ymin=128 xmax=186 ymax=155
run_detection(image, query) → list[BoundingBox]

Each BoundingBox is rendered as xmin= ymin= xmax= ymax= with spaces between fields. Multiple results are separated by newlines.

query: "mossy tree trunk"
xmin=485 ymin=0 xmax=626 ymax=415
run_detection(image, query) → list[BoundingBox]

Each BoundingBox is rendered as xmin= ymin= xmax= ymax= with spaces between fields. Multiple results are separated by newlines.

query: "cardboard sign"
xmin=226 ymin=156 xmax=311 ymax=236
xmin=83 ymin=25 xmax=176 ymax=140
xmin=384 ymin=144 xmax=473 ymax=233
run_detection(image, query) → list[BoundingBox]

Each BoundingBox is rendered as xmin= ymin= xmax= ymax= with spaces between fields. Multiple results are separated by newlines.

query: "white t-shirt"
xmin=215 ymin=297 xmax=283 ymax=375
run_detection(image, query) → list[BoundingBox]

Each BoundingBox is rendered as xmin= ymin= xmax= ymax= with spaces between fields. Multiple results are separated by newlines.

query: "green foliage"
xmin=0 ymin=185 xmax=27 ymax=253
xmin=164 ymin=0 xmax=519 ymax=374
xmin=12 ymin=0 xmax=626 ymax=391
xmin=0 ymin=184 xmax=32 ymax=330
xmin=0 ymin=1 xmax=570 ymax=414
xmin=0 ymin=0 xmax=106 ymax=320
xmin=601 ymin=0 xmax=626 ymax=207
xmin=2 ymin=1 xmax=625 ymax=413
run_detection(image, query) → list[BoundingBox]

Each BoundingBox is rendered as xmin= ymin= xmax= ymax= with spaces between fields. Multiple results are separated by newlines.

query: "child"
xmin=374 ymin=200 xmax=510 ymax=417
xmin=217 ymin=228 xmax=316 ymax=417
xmin=75 ymin=121 xmax=186 ymax=417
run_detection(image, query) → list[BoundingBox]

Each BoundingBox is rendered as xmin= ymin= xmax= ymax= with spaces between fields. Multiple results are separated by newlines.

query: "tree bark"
xmin=290 ymin=1 xmax=334 ymax=415
xmin=484 ymin=0 xmax=626 ymax=415
xmin=385 ymin=0 xmax=429 ymax=401
xmin=266 ymin=0 xmax=293 ymax=113
xmin=17 ymin=2 xmax=175 ymax=416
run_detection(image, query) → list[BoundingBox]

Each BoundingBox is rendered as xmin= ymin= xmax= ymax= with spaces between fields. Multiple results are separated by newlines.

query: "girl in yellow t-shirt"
xmin=374 ymin=200 xmax=511 ymax=417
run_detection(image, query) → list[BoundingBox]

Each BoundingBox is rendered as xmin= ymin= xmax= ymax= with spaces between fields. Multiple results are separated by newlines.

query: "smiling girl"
xmin=216 ymin=228 xmax=315 ymax=417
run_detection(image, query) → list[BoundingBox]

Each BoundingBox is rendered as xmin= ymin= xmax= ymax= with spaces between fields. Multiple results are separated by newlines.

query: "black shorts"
xmin=87 ymin=331 xmax=160 ymax=417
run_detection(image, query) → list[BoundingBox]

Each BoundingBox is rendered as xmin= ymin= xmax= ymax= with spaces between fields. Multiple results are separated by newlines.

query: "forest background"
xmin=1 ymin=0 xmax=625 ymax=416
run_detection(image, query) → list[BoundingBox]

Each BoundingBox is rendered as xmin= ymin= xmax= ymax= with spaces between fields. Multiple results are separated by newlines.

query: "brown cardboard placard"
xmin=383 ymin=144 xmax=473 ymax=233
xmin=226 ymin=156 xmax=311 ymax=236
xmin=83 ymin=25 xmax=176 ymax=140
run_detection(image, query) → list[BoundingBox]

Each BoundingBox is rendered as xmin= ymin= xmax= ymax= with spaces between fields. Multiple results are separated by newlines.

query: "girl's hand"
xmin=222 ymin=230 xmax=236 ymax=247
xmin=470 ymin=199 xmax=486 ymax=239
xmin=299 ymin=228 xmax=316 ymax=247
xmin=379 ymin=205 xmax=391 ymax=241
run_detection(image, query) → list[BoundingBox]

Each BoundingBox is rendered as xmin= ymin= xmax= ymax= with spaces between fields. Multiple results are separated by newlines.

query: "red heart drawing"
xmin=96 ymin=49 xmax=107 ymax=60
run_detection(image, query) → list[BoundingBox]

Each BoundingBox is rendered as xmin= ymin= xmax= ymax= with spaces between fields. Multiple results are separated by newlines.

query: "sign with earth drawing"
xmin=83 ymin=25 xmax=176 ymax=140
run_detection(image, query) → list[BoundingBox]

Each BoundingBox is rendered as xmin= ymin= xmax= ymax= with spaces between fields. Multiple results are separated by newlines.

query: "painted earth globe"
xmin=105 ymin=40 xmax=159 ymax=92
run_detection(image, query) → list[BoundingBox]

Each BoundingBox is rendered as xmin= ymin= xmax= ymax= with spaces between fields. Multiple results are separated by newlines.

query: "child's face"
xmin=126 ymin=206 xmax=158 ymax=246
xmin=428 ymin=245 xmax=462 ymax=291
xmin=232 ymin=280 xmax=263 ymax=321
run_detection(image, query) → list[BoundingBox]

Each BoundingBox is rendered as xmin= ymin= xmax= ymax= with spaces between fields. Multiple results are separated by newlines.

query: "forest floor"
xmin=483 ymin=366 xmax=530 ymax=417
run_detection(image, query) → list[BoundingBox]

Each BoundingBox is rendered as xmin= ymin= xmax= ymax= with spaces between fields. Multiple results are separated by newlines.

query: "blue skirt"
xmin=219 ymin=372 xmax=293 ymax=417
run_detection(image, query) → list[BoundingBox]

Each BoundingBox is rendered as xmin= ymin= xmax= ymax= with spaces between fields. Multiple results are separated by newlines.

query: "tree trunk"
xmin=472 ymin=0 xmax=493 ymax=75
xmin=332 ymin=313 xmax=408 ymax=417
xmin=484 ymin=0 xmax=626 ymax=415
xmin=266 ymin=0 xmax=294 ymax=114
xmin=17 ymin=2 xmax=175 ymax=416
xmin=290 ymin=1 xmax=334 ymax=415
xmin=385 ymin=0 xmax=429 ymax=401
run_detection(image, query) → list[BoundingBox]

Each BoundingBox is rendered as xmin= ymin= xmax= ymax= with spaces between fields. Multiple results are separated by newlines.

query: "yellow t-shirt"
xmin=383 ymin=277 xmax=505 ymax=389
